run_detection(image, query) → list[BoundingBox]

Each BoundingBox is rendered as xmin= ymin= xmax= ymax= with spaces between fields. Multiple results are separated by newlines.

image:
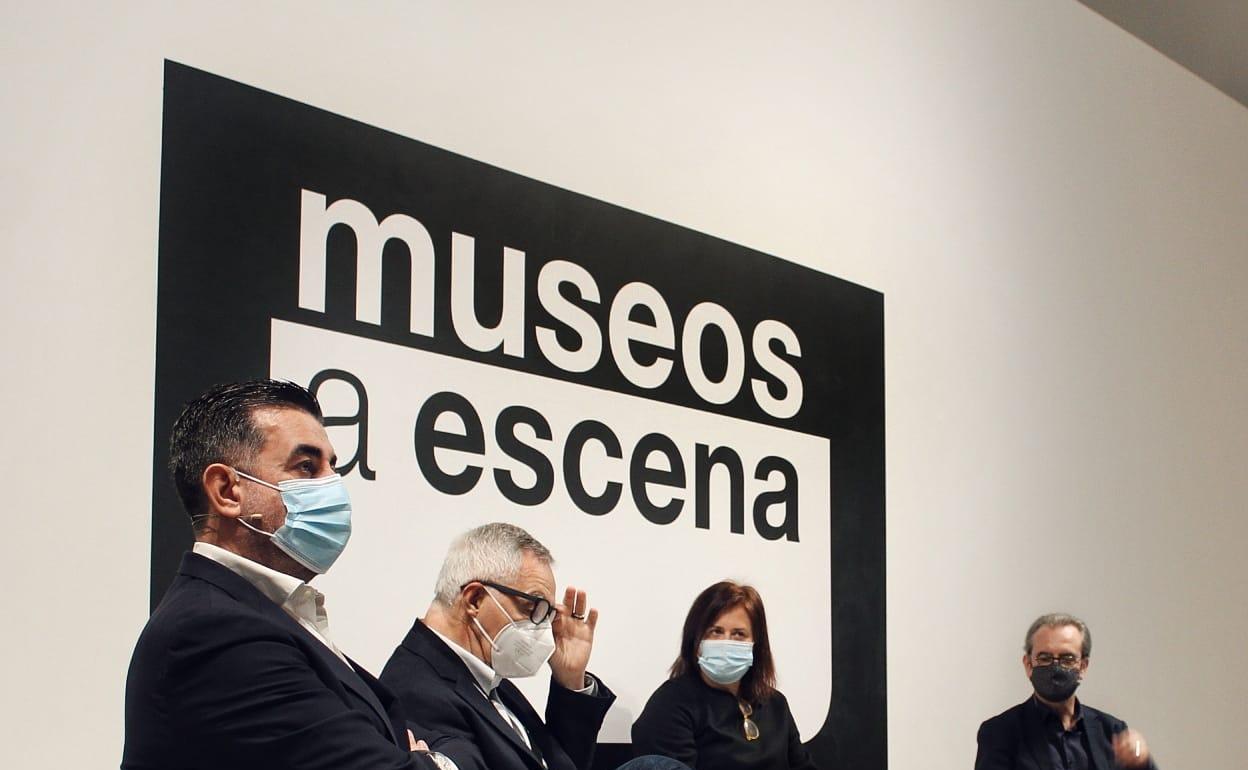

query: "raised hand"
xmin=1112 ymin=728 xmax=1151 ymax=768
xmin=548 ymin=585 xmax=598 ymax=690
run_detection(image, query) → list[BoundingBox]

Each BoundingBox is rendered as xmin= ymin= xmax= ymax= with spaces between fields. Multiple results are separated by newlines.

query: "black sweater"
xmin=632 ymin=673 xmax=818 ymax=770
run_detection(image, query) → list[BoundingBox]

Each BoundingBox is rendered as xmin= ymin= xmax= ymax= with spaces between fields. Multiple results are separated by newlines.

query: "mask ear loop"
xmin=228 ymin=468 xmax=279 ymax=537
xmin=235 ymin=514 xmax=274 ymax=538
xmin=470 ymin=586 xmax=516 ymax=651
xmin=471 ymin=615 xmax=501 ymax=652
xmin=189 ymin=511 xmax=269 ymax=535
xmin=233 ymin=468 xmax=282 ymax=491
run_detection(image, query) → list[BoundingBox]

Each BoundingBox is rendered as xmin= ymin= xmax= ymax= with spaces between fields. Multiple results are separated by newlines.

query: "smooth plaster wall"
xmin=3 ymin=2 xmax=1246 ymax=768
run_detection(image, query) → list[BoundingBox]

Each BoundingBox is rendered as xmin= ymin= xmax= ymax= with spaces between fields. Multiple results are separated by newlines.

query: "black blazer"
xmin=975 ymin=698 xmax=1158 ymax=770
xmin=380 ymin=618 xmax=615 ymax=770
xmin=121 ymin=552 xmax=435 ymax=770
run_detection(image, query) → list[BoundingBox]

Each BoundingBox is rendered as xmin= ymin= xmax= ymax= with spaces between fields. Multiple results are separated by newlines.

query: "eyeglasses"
xmin=1032 ymin=652 xmax=1082 ymax=669
xmin=738 ymin=701 xmax=760 ymax=742
xmin=466 ymin=580 xmax=557 ymax=625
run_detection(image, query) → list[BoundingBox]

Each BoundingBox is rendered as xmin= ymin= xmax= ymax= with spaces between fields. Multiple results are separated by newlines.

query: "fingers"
xmin=1112 ymin=729 xmax=1148 ymax=766
xmin=562 ymin=585 xmax=590 ymax=620
xmin=586 ymin=606 xmax=599 ymax=633
xmin=408 ymin=730 xmax=418 ymax=751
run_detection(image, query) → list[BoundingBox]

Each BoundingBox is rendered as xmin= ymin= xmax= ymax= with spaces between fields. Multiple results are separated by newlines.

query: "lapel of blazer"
xmin=343 ymin=655 xmax=402 ymax=745
xmin=497 ymin=680 xmax=553 ymax=766
xmin=1018 ymin=698 xmax=1052 ymax=770
xmin=1080 ymin=706 xmax=1114 ymax=770
xmin=179 ymin=552 xmax=400 ymax=746
xmin=403 ymin=620 xmax=545 ymax=767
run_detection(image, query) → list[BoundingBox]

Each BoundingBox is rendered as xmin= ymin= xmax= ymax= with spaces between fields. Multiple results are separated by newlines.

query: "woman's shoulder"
xmin=646 ymin=672 xmax=706 ymax=703
xmin=636 ymin=673 xmax=710 ymax=731
xmin=757 ymin=686 xmax=795 ymax=713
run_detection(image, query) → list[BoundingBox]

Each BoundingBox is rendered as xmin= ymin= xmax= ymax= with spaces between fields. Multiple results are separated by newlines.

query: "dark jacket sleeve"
xmin=1094 ymin=711 xmax=1159 ymax=770
xmin=154 ymin=605 xmax=431 ymax=770
xmin=383 ymin=661 xmax=495 ymax=770
xmin=974 ymin=715 xmax=1017 ymax=770
xmin=544 ymin=674 xmax=616 ymax=770
xmin=780 ymin=695 xmax=819 ymax=770
xmin=632 ymin=681 xmax=701 ymax=768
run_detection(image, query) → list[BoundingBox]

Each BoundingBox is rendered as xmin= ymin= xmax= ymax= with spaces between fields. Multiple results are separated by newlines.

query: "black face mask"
xmin=1031 ymin=664 xmax=1081 ymax=702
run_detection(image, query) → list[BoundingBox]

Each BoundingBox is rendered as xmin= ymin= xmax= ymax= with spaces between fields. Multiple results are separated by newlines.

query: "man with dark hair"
xmin=122 ymin=379 xmax=442 ymax=770
xmin=975 ymin=613 xmax=1157 ymax=770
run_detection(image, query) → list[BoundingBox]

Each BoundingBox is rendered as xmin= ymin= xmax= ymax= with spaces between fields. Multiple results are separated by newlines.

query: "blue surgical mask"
xmin=234 ymin=469 xmax=352 ymax=574
xmin=698 ymin=639 xmax=754 ymax=685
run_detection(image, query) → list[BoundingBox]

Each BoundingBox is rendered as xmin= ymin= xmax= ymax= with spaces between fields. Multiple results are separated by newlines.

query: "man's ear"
xmin=461 ymin=583 xmax=486 ymax=618
xmin=1022 ymin=653 xmax=1033 ymax=678
xmin=202 ymin=463 xmax=244 ymax=519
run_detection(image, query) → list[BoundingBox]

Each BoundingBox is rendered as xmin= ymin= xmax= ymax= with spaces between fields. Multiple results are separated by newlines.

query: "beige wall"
xmin=3 ymin=2 xmax=1246 ymax=767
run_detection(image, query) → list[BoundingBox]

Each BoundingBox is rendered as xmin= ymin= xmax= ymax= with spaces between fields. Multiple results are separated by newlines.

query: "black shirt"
xmin=631 ymin=673 xmax=819 ymax=770
xmin=1025 ymin=696 xmax=1090 ymax=770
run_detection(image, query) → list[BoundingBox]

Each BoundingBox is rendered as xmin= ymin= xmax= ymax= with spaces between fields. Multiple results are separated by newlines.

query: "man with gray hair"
xmin=380 ymin=523 xmax=614 ymax=770
xmin=975 ymin=612 xmax=1157 ymax=770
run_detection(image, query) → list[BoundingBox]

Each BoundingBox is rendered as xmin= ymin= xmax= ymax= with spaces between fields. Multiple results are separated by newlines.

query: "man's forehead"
xmin=516 ymin=552 xmax=556 ymax=598
xmin=252 ymin=406 xmax=331 ymax=451
xmin=1034 ymin=624 xmax=1083 ymax=648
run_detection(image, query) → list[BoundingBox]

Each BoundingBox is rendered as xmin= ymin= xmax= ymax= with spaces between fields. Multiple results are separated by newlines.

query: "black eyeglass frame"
xmin=462 ymin=579 xmax=557 ymax=625
xmin=1031 ymin=652 xmax=1083 ymax=669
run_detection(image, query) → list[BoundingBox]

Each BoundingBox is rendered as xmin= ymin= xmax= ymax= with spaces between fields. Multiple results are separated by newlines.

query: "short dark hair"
xmin=670 ymin=581 xmax=778 ymax=704
xmin=1024 ymin=612 xmax=1092 ymax=658
xmin=168 ymin=380 xmax=323 ymax=528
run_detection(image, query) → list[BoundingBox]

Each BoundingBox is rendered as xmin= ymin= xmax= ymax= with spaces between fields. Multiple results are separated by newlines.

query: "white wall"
xmin=3 ymin=2 xmax=1246 ymax=767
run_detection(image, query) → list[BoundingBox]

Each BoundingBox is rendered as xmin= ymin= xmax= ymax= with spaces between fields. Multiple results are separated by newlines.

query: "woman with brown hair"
xmin=631 ymin=581 xmax=818 ymax=770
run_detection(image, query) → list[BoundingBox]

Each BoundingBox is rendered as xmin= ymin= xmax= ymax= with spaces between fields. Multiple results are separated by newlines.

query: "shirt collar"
xmin=427 ymin=622 xmax=503 ymax=694
xmin=1028 ymin=693 xmax=1085 ymax=729
xmin=192 ymin=542 xmax=317 ymax=616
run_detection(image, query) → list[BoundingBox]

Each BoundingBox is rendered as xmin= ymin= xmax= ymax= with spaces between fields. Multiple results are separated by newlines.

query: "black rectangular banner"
xmin=152 ymin=61 xmax=885 ymax=769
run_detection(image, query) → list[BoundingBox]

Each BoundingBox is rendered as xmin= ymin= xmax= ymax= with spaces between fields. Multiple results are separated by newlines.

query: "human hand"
xmin=549 ymin=585 xmax=598 ymax=690
xmin=408 ymin=730 xmax=429 ymax=752
xmin=1113 ymin=728 xmax=1150 ymax=768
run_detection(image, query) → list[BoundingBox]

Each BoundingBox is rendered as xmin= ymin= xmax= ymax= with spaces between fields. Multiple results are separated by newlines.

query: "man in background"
xmin=122 ymin=379 xmax=441 ymax=769
xmin=975 ymin=612 xmax=1157 ymax=770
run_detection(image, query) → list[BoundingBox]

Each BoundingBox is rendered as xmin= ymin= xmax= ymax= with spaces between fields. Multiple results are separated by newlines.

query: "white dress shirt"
xmin=192 ymin=542 xmax=349 ymax=665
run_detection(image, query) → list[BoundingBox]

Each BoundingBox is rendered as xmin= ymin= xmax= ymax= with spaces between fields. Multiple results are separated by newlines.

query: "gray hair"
xmin=432 ymin=522 xmax=554 ymax=606
xmin=1024 ymin=613 xmax=1092 ymax=658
